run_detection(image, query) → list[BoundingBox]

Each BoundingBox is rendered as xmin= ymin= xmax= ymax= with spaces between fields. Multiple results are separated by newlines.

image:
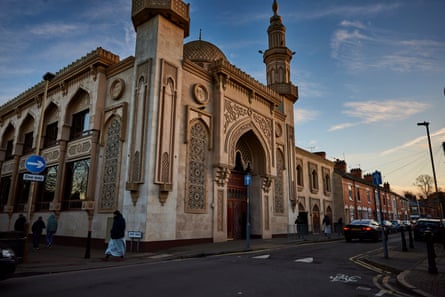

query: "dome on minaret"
xmin=183 ymin=40 xmax=227 ymax=63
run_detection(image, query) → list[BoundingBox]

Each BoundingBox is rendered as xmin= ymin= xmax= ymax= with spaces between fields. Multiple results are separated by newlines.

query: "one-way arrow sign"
xmin=25 ymin=155 xmax=46 ymax=174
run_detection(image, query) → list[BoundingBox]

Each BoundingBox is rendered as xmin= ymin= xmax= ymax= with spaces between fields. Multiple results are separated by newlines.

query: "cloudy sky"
xmin=1 ymin=0 xmax=444 ymax=195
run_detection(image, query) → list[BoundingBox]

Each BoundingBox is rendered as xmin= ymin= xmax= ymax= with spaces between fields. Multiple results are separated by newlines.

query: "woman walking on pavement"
xmin=104 ymin=210 xmax=126 ymax=260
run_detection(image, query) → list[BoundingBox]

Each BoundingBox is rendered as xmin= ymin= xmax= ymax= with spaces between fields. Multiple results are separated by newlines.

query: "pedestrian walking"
xmin=322 ymin=215 xmax=331 ymax=238
xmin=31 ymin=216 xmax=46 ymax=250
xmin=14 ymin=214 xmax=27 ymax=233
xmin=104 ymin=210 xmax=126 ymax=260
xmin=337 ymin=217 xmax=343 ymax=235
xmin=46 ymin=213 xmax=58 ymax=247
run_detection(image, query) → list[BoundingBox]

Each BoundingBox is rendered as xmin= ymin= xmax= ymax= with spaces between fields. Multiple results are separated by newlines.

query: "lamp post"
xmin=26 ymin=72 xmax=55 ymax=223
xmin=417 ymin=121 xmax=443 ymax=219
xmin=244 ymin=167 xmax=251 ymax=249
xmin=23 ymin=72 xmax=55 ymax=262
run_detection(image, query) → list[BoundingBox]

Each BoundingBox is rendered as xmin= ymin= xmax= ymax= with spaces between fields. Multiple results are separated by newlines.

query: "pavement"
xmin=9 ymin=233 xmax=445 ymax=297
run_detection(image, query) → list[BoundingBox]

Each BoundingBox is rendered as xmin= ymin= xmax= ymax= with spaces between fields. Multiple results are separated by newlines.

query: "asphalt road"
xmin=1 ymin=237 xmax=415 ymax=297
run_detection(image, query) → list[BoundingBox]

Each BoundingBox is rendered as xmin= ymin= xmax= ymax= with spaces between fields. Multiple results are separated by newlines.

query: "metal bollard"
xmin=401 ymin=226 xmax=408 ymax=252
xmin=407 ymin=225 xmax=414 ymax=249
xmin=425 ymin=228 xmax=438 ymax=274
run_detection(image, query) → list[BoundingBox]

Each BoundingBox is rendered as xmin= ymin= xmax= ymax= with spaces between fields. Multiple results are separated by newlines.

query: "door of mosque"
xmin=227 ymin=170 xmax=247 ymax=240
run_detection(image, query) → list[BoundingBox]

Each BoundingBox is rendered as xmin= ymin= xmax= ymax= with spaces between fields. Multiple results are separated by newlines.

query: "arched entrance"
xmin=227 ymin=162 xmax=247 ymax=240
xmin=226 ymin=130 xmax=267 ymax=240
xmin=312 ymin=205 xmax=320 ymax=234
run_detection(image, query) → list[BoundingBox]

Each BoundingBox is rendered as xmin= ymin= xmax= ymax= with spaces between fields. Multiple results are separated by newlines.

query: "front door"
xmin=227 ymin=170 xmax=247 ymax=240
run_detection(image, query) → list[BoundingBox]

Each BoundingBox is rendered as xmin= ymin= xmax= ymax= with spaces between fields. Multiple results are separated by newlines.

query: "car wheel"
xmin=345 ymin=236 xmax=352 ymax=242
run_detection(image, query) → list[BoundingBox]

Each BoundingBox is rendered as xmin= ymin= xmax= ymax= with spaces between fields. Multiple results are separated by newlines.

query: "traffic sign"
xmin=23 ymin=173 xmax=45 ymax=182
xmin=244 ymin=173 xmax=251 ymax=186
xmin=25 ymin=155 xmax=46 ymax=173
xmin=372 ymin=171 xmax=382 ymax=186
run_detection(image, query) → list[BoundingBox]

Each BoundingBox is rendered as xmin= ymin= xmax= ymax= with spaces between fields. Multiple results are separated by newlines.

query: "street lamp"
xmin=244 ymin=165 xmax=252 ymax=249
xmin=417 ymin=121 xmax=442 ymax=219
xmin=417 ymin=121 xmax=439 ymax=193
xmin=23 ymin=72 xmax=55 ymax=262
xmin=26 ymin=72 xmax=55 ymax=222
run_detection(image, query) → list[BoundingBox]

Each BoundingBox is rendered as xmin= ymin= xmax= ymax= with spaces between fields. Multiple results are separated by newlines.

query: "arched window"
xmin=296 ymin=165 xmax=303 ymax=187
xmin=311 ymin=169 xmax=318 ymax=190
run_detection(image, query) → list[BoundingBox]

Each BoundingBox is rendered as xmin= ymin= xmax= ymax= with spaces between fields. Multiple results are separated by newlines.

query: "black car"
xmin=0 ymin=242 xmax=17 ymax=280
xmin=413 ymin=218 xmax=444 ymax=242
xmin=343 ymin=219 xmax=383 ymax=242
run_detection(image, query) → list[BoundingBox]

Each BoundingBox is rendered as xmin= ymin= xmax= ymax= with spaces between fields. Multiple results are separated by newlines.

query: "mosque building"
xmin=0 ymin=1 xmax=344 ymax=250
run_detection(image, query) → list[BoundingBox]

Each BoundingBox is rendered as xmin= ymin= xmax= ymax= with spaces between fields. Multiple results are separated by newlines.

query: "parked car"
xmin=0 ymin=242 xmax=17 ymax=280
xmin=390 ymin=220 xmax=403 ymax=232
xmin=383 ymin=220 xmax=395 ymax=233
xmin=343 ymin=219 xmax=383 ymax=242
xmin=413 ymin=218 xmax=445 ymax=242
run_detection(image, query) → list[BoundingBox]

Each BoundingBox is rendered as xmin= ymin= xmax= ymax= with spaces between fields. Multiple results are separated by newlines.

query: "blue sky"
xmin=1 ymin=0 xmax=444 ymax=195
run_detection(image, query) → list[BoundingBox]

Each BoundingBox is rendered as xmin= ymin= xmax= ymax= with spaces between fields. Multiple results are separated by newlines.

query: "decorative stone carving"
xmin=100 ymin=118 xmax=122 ymax=211
xmin=193 ymin=83 xmax=209 ymax=105
xmin=262 ymin=176 xmax=272 ymax=193
xmin=186 ymin=121 xmax=209 ymax=213
xmin=110 ymin=78 xmax=125 ymax=100
xmin=215 ymin=165 xmax=230 ymax=187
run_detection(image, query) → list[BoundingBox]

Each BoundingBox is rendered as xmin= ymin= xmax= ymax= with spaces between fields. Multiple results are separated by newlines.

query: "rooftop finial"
xmin=199 ymin=29 xmax=202 ymax=40
xmin=272 ymin=0 xmax=278 ymax=15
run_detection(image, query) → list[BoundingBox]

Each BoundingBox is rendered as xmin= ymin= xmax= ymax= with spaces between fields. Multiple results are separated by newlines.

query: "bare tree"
xmin=414 ymin=174 xmax=434 ymax=198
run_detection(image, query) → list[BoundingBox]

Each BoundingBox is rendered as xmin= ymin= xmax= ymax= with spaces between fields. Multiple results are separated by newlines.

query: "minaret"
xmin=263 ymin=0 xmax=298 ymax=102
xmin=127 ymin=0 xmax=190 ymax=205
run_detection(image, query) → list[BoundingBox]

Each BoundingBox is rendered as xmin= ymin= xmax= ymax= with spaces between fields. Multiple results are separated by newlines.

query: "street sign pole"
xmin=244 ymin=172 xmax=251 ymax=249
xmin=373 ymin=171 xmax=388 ymax=259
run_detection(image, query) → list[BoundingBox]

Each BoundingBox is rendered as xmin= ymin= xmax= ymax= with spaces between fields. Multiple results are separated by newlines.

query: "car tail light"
xmin=362 ymin=227 xmax=372 ymax=231
xmin=343 ymin=227 xmax=350 ymax=231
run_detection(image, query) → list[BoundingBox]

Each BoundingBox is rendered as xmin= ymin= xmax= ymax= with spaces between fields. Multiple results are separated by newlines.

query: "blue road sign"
xmin=372 ymin=171 xmax=382 ymax=186
xmin=25 ymin=155 xmax=46 ymax=173
xmin=244 ymin=174 xmax=252 ymax=186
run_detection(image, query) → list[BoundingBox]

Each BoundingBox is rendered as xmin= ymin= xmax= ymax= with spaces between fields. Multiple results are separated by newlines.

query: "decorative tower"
xmin=263 ymin=0 xmax=298 ymax=102
xmin=127 ymin=0 xmax=190 ymax=207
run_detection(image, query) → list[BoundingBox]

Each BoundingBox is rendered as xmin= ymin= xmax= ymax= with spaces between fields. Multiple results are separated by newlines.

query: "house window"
xmin=44 ymin=122 xmax=58 ymax=147
xmin=23 ymin=132 xmax=34 ymax=154
xmin=62 ymin=159 xmax=90 ymax=210
xmin=296 ymin=165 xmax=303 ymax=187
xmin=14 ymin=173 xmax=31 ymax=212
xmin=70 ymin=110 xmax=90 ymax=140
xmin=5 ymin=140 xmax=13 ymax=160
xmin=367 ymin=189 xmax=371 ymax=203
xmin=356 ymin=187 xmax=361 ymax=201
xmin=35 ymin=166 xmax=58 ymax=211
xmin=324 ymin=174 xmax=331 ymax=192
xmin=348 ymin=184 xmax=353 ymax=201
xmin=311 ymin=170 xmax=318 ymax=190
xmin=0 ymin=176 xmax=11 ymax=212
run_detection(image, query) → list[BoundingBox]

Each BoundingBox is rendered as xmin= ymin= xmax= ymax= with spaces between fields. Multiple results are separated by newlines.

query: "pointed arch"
xmin=17 ymin=113 xmax=35 ymax=155
xmin=1 ymin=123 xmax=16 ymax=160
xmin=225 ymin=118 xmax=271 ymax=175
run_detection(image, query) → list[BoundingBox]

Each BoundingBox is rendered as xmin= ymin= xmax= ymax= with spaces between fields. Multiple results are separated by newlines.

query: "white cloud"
xmin=295 ymin=108 xmax=319 ymax=124
xmin=30 ymin=23 xmax=80 ymax=36
xmin=381 ymin=127 xmax=445 ymax=155
xmin=328 ymin=122 xmax=357 ymax=131
xmin=343 ymin=100 xmax=430 ymax=123
xmin=340 ymin=20 xmax=366 ymax=29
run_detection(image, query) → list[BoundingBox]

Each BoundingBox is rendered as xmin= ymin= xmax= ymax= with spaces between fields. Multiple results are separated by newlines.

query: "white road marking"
xmin=295 ymin=257 xmax=314 ymax=263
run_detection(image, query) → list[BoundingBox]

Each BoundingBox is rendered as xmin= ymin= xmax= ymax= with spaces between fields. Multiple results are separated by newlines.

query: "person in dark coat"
xmin=46 ymin=214 xmax=58 ymax=247
xmin=14 ymin=214 xmax=27 ymax=233
xmin=31 ymin=216 xmax=46 ymax=250
xmin=104 ymin=210 xmax=126 ymax=260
